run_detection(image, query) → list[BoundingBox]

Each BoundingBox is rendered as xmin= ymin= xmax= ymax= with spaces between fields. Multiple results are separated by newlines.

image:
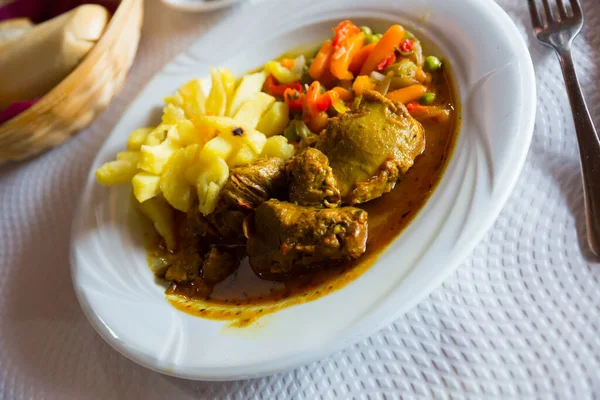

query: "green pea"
xmin=283 ymin=121 xmax=300 ymax=141
xmin=420 ymin=92 xmax=436 ymax=105
xmin=424 ymin=56 xmax=442 ymax=72
xmin=360 ymin=26 xmax=373 ymax=37
xmin=371 ymin=33 xmax=383 ymax=44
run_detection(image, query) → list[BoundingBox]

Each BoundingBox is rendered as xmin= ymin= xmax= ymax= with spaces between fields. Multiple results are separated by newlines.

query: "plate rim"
xmin=161 ymin=0 xmax=244 ymax=12
xmin=71 ymin=0 xmax=536 ymax=381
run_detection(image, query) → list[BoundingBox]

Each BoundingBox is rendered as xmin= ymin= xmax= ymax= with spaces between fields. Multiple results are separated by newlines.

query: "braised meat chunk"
xmin=201 ymin=247 xmax=241 ymax=284
xmin=317 ymin=90 xmax=425 ymax=205
xmin=220 ymin=157 xmax=287 ymax=211
xmin=247 ymin=199 xmax=368 ymax=279
xmin=287 ymin=147 xmax=340 ymax=207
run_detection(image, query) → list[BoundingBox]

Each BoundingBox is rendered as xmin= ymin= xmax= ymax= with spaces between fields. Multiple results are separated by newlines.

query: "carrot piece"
xmin=386 ymin=84 xmax=427 ymax=104
xmin=360 ymin=24 xmax=405 ymax=76
xmin=331 ymin=87 xmax=353 ymax=101
xmin=352 ymin=76 xmax=376 ymax=96
xmin=305 ymin=81 xmax=321 ymax=116
xmin=406 ymin=102 xmax=451 ymax=122
xmin=310 ymin=40 xmax=334 ymax=80
xmin=349 ymin=43 xmax=376 ymax=76
xmin=280 ymin=58 xmax=295 ymax=70
xmin=330 ymin=33 xmax=365 ymax=80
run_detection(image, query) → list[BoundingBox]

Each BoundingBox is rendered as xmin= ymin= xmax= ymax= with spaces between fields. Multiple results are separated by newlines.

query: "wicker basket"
xmin=0 ymin=0 xmax=143 ymax=163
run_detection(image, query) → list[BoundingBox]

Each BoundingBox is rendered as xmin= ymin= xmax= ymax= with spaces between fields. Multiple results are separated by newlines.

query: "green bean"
xmin=376 ymin=73 xmax=394 ymax=95
xmin=384 ymin=61 xmax=417 ymax=79
xmin=389 ymin=77 xmax=420 ymax=90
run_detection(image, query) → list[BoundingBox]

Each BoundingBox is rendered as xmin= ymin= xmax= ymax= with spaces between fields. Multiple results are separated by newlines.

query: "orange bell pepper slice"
xmin=352 ymin=76 xmax=376 ymax=96
xmin=332 ymin=20 xmax=361 ymax=47
xmin=309 ymin=40 xmax=334 ymax=80
xmin=330 ymin=32 xmax=365 ymax=80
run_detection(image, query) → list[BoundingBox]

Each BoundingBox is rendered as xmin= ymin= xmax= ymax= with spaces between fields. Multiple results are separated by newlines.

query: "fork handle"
xmin=557 ymin=47 xmax=600 ymax=257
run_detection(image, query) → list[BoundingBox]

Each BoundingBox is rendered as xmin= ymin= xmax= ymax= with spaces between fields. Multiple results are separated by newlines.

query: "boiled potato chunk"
xmin=205 ymin=68 xmax=227 ymax=116
xmin=166 ymin=120 xmax=203 ymax=147
xmin=127 ymin=128 xmax=153 ymax=151
xmin=179 ymin=79 xmax=206 ymax=118
xmin=220 ymin=68 xmax=236 ymax=108
xmin=116 ymin=151 xmax=140 ymax=163
xmin=137 ymin=196 xmax=176 ymax=251
xmin=228 ymin=144 xmax=256 ymax=167
xmin=261 ymin=136 xmax=295 ymax=159
xmin=193 ymin=115 xmax=267 ymax=154
xmin=160 ymin=145 xmax=198 ymax=212
xmin=201 ymin=136 xmax=234 ymax=160
xmin=227 ymin=71 xmax=266 ymax=117
xmin=132 ymin=172 xmax=161 ymax=203
xmin=233 ymin=92 xmax=275 ymax=128
xmin=176 ymin=119 xmax=203 ymax=146
xmin=256 ymin=102 xmax=290 ymax=137
xmin=162 ymin=103 xmax=186 ymax=124
xmin=95 ymin=159 xmax=138 ymax=186
xmin=163 ymin=91 xmax=183 ymax=108
xmin=139 ymin=139 xmax=179 ymax=175
xmin=202 ymin=182 xmax=222 ymax=217
xmin=230 ymin=125 xmax=267 ymax=155
xmin=144 ymin=125 xmax=169 ymax=146
xmin=196 ymin=155 xmax=229 ymax=215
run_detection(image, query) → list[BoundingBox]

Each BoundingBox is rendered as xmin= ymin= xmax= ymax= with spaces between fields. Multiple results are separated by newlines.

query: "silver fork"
xmin=528 ymin=0 xmax=600 ymax=256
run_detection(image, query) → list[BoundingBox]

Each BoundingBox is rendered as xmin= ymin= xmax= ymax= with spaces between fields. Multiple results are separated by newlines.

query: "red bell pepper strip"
xmin=332 ymin=20 xmax=361 ymax=47
xmin=399 ymin=39 xmax=414 ymax=52
xmin=376 ymin=54 xmax=396 ymax=71
xmin=284 ymin=87 xmax=305 ymax=110
xmin=266 ymin=75 xmax=302 ymax=97
xmin=306 ymin=81 xmax=342 ymax=115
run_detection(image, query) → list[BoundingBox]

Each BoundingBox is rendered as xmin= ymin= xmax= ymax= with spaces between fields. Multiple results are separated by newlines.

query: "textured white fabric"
xmin=1 ymin=0 xmax=599 ymax=398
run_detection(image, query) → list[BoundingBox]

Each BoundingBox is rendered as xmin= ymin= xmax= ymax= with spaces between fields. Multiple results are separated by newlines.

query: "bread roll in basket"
xmin=0 ymin=0 xmax=143 ymax=163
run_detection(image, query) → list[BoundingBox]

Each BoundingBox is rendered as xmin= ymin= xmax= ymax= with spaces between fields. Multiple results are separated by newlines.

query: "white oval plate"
xmin=161 ymin=0 xmax=243 ymax=12
xmin=71 ymin=0 xmax=535 ymax=381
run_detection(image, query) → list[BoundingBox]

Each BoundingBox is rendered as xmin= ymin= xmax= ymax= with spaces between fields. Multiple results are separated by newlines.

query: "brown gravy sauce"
xmin=145 ymin=58 xmax=460 ymax=327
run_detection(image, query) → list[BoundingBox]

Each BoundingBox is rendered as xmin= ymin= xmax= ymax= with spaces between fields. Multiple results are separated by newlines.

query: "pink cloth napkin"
xmin=0 ymin=0 xmax=118 ymax=124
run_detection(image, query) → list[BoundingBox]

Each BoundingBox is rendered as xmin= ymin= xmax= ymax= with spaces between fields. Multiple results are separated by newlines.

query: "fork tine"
xmin=556 ymin=0 xmax=569 ymax=19
xmin=570 ymin=0 xmax=582 ymax=16
xmin=527 ymin=0 xmax=544 ymax=28
xmin=542 ymin=0 xmax=556 ymax=23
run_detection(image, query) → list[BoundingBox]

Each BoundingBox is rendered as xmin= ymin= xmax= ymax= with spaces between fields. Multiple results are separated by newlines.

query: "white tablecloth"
xmin=1 ymin=0 xmax=599 ymax=398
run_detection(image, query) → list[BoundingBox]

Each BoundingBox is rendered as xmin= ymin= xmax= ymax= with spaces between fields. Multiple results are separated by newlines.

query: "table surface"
xmin=1 ymin=0 xmax=599 ymax=398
